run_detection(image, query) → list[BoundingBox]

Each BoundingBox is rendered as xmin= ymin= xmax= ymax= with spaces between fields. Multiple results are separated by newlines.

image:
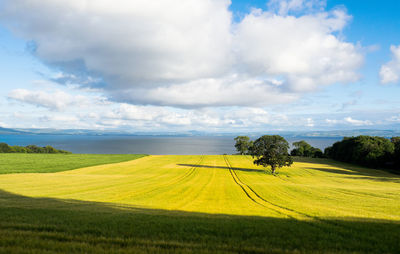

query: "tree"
xmin=0 ymin=143 xmax=14 ymax=153
xmin=249 ymin=135 xmax=293 ymax=174
xmin=11 ymin=146 xmax=27 ymax=153
xmin=324 ymin=136 xmax=394 ymax=168
xmin=311 ymin=147 xmax=324 ymax=158
xmin=391 ymin=137 xmax=400 ymax=168
xmin=234 ymin=136 xmax=252 ymax=155
xmin=291 ymin=140 xmax=313 ymax=156
xmin=291 ymin=140 xmax=324 ymax=158
xmin=26 ymin=145 xmax=43 ymax=153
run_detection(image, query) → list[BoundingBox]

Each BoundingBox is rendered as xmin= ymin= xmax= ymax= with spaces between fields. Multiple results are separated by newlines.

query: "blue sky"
xmin=0 ymin=0 xmax=399 ymax=132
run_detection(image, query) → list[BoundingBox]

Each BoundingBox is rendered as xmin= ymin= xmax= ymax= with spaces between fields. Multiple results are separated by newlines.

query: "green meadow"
xmin=0 ymin=154 xmax=146 ymax=174
xmin=0 ymin=154 xmax=399 ymax=253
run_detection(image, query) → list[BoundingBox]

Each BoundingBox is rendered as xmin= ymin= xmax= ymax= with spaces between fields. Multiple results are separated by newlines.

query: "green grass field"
xmin=0 ymin=153 xmax=147 ymax=173
xmin=0 ymin=154 xmax=399 ymax=253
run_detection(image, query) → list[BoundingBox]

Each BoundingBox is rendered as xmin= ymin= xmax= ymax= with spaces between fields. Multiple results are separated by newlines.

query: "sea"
xmin=0 ymin=134 xmax=343 ymax=155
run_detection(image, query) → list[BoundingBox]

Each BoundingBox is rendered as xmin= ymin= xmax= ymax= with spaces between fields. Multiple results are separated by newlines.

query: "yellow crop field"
xmin=0 ymin=155 xmax=399 ymax=253
xmin=1 ymin=155 xmax=399 ymax=220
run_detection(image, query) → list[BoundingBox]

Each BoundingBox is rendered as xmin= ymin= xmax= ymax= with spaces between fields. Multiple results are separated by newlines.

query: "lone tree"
xmin=249 ymin=135 xmax=293 ymax=174
xmin=234 ymin=136 xmax=252 ymax=155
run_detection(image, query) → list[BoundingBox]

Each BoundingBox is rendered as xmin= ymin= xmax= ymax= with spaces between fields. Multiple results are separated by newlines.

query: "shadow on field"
xmin=177 ymin=164 xmax=265 ymax=173
xmin=294 ymin=157 xmax=400 ymax=180
xmin=0 ymin=189 xmax=399 ymax=253
xmin=309 ymin=167 xmax=400 ymax=183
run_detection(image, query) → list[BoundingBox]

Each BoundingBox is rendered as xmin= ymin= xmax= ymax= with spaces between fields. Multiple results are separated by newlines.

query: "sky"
xmin=0 ymin=0 xmax=399 ymax=133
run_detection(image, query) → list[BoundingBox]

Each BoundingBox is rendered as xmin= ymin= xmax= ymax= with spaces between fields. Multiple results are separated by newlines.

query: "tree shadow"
xmin=0 ymin=189 xmax=399 ymax=253
xmin=177 ymin=164 xmax=265 ymax=173
xmin=293 ymin=157 xmax=400 ymax=180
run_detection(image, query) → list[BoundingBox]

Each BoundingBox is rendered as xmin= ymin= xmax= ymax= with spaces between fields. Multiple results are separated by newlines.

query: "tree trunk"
xmin=271 ymin=165 xmax=276 ymax=174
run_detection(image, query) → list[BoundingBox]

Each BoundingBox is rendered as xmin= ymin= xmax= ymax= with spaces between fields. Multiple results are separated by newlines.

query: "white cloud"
xmin=1 ymin=0 xmax=232 ymax=85
xmin=8 ymin=88 xmax=99 ymax=110
xmin=325 ymin=119 xmax=339 ymax=124
xmin=344 ymin=117 xmax=372 ymax=126
xmin=305 ymin=117 xmax=314 ymax=127
xmin=380 ymin=45 xmax=400 ymax=84
xmin=73 ymin=103 xmax=293 ymax=130
xmin=387 ymin=115 xmax=400 ymax=123
xmin=113 ymin=76 xmax=298 ymax=107
xmin=0 ymin=121 xmax=9 ymax=128
xmin=235 ymin=8 xmax=362 ymax=92
xmin=39 ymin=115 xmax=79 ymax=123
xmin=9 ymin=89 xmax=76 ymax=110
xmin=325 ymin=117 xmax=372 ymax=126
xmin=0 ymin=0 xmax=363 ymax=108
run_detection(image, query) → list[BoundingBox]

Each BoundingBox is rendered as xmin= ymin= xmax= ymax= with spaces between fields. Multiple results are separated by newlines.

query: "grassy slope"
xmin=0 ymin=154 xmax=147 ymax=173
xmin=0 ymin=155 xmax=399 ymax=253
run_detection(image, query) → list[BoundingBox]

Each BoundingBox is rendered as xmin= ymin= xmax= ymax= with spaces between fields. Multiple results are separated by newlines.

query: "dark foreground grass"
xmin=0 ymin=190 xmax=399 ymax=254
xmin=0 ymin=154 xmax=147 ymax=174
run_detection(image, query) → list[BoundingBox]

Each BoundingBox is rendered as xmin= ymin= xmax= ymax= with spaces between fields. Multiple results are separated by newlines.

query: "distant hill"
xmin=0 ymin=127 xmax=400 ymax=137
xmin=0 ymin=127 xmax=29 ymax=135
xmin=282 ymin=129 xmax=400 ymax=138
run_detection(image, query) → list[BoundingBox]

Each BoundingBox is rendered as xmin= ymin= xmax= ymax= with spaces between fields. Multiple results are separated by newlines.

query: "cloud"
xmin=305 ymin=117 xmax=314 ymax=127
xmin=325 ymin=117 xmax=372 ymax=126
xmin=112 ymin=76 xmax=298 ymax=107
xmin=387 ymin=115 xmax=400 ymax=123
xmin=8 ymin=88 xmax=93 ymax=110
xmin=0 ymin=0 xmax=363 ymax=107
xmin=380 ymin=45 xmax=400 ymax=84
xmin=325 ymin=119 xmax=339 ymax=124
xmin=235 ymin=7 xmax=362 ymax=92
xmin=39 ymin=115 xmax=79 ymax=123
xmin=344 ymin=117 xmax=372 ymax=126
xmin=0 ymin=121 xmax=9 ymax=128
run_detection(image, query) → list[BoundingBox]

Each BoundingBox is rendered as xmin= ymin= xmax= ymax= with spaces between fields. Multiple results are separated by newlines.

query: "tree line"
xmin=0 ymin=142 xmax=71 ymax=154
xmin=234 ymin=136 xmax=323 ymax=158
xmin=234 ymin=135 xmax=400 ymax=174
xmin=324 ymin=136 xmax=400 ymax=172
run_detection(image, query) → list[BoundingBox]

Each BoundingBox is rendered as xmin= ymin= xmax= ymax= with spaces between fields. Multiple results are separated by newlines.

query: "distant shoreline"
xmin=0 ymin=134 xmax=342 ymax=155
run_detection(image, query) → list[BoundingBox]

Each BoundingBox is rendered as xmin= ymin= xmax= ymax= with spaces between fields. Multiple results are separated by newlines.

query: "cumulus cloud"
xmin=0 ymin=0 xmax=363 ymax=107
xmin=8 ymin=89 xmax=94 ymax=110
xmin=112 ymin=76 xmax=298 ymax=107
xmin=0 ymin=0 xmax=232 ymax=85
xmin=380 ymin=45 xmax=400 ymax=84
xmin=235 ymin=7 xmax=362 ymax=92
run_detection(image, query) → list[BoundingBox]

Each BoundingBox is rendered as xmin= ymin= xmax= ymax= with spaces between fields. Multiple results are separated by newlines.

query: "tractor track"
xmin=223 ymin=155 xmax=293 ymax=217
xmin=223 ymin=155 xmax=381 ymax=245
xmin=118 ymin=155 xmax=205 ymax=200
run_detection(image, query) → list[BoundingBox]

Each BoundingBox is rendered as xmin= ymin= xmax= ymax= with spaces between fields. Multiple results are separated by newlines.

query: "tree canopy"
xmin=0 ymin=143 xmax=70 ymax=154
xmin=234 ymin=136 xmax=252 ymax=155
xmin=324 ymin=136 xmax=394 ymax=168
xmin=290 ymin=140 xmax=324 ymax=158
xmin=249 ymin=135 xmax=293 ymax=174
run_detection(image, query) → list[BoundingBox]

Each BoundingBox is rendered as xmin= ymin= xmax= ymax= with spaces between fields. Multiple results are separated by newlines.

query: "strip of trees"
xmin=0 ymin=143 xmax=71 ymax=154
xmin=234 ymin=136 xmax=323 ymax=158
xmin=324 ymin=136 xmax=400 ymax=172
xmin=234 ymin=135 xmax=400 ymax=173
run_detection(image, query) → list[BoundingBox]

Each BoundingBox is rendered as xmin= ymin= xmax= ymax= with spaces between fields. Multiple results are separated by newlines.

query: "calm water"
xmin=0 ymin=135 xmax=343 ymax=155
